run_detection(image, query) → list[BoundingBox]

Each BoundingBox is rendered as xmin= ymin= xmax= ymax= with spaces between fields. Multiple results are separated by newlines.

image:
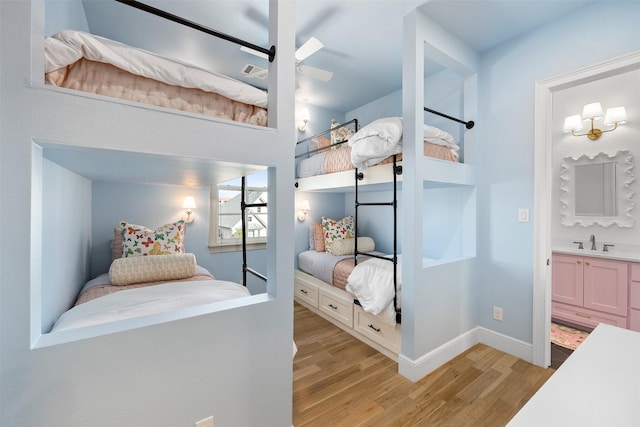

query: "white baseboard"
xmin=398 ymin=326 xmax=533 ymax=383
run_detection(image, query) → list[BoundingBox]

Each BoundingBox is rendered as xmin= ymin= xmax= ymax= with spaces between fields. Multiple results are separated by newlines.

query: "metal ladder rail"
xmin=241 ymin=176 xmax=267 ymax=285
xmin=354 ymin=155 xmax=401 ymax=321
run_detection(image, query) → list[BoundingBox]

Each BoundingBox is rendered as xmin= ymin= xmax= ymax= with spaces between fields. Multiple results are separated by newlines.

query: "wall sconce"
xmin=563 ymin=102 xmax=627 ymax=140
xmin=182 ymin=196 xmax=196 ymax=223
xmin=297 ymin=108 xmax=310 ymax=132
xmin=297 ymin=200 xmax=310 ymax=221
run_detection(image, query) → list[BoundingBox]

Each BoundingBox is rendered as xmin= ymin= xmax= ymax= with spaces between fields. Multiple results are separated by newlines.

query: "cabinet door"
xmin=583 ymin=258 xmax=628 ymax=316
xmin=552 ymin=254 xmax=584 ymax=306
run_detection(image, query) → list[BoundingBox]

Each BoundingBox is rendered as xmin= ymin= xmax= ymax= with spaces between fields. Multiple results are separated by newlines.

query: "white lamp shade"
xmin=300 ymin=108 xmax=310 ymax=122
xmin=182 ymin=196 xmax=197 ymax=210
xmin=300 ymin=200 xmax=310 ymax=211
xmin=604 ymin=107 xmax=627 ymax=125
xmin=563 ymin=115 xmax=584 ymax=133
xmin=581 ymin=102 xmax=603 ymax=120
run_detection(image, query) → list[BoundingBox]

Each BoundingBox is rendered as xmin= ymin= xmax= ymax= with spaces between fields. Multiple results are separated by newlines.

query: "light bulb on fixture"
xmin=182 ymin=196 xmax=196 ymax=223
xmin=564 ymin=102 xmax=627 ymax=140
xmin=297 ymin=200 xmax=310 ymax=221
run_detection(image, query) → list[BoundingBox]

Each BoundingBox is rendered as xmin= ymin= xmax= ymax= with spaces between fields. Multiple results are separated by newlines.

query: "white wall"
xmin=475 ymin=1 xmax=640 ymax=343
xmin=0 ymin=2 xmax=296 ymax=426
xmin=552 ymin=69 xmax=640 ymax=248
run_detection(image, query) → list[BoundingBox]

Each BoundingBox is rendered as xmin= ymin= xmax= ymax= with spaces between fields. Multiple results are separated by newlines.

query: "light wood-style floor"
xmin=293 ymin=303 xmax=555 ymax=427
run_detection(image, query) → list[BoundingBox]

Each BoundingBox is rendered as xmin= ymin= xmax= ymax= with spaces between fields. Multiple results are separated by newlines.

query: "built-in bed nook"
xmin=292 ymin=10 xmax=478 ymax=370
xmin=30 ymin=0 xmax=288 ymax=349
xmin=11 ymin=0 xmax=297 ymax=426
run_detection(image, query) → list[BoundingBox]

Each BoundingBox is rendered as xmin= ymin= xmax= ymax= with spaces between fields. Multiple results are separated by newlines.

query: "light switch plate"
xmin=518 ymin=208 xmax=529 ymax=223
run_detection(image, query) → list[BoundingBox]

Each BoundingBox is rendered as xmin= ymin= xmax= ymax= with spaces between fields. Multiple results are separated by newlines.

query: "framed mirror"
xmin=559 ymin=150 xmax=635 ymax=227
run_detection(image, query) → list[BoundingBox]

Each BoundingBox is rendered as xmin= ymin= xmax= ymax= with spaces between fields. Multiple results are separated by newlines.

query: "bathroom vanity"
xmin=552 ymin=248 xmax=640 ymax=332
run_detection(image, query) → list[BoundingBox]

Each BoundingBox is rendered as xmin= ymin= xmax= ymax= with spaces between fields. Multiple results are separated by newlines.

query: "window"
xmin=209 ymin=170 xmax=268 ymax=252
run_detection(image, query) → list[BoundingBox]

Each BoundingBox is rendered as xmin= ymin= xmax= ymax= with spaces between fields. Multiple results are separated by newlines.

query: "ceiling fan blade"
xmin=240 ymin=46 xmax=269 ymax=60
xmin=295 ymin=36 xmax=324 ymax=62
xmin=297 ymin=64 xmax=333 ymax=82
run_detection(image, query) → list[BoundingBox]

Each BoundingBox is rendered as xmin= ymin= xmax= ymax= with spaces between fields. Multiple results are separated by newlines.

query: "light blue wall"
xmin=42 ymin=158 xmax=92 ymax=332
xmin=45 ymin=0 xmax=88 ymax=35
xmin=475 ymin=0 xmax=640 ymax=342
xmin=91 ymin=181 xmax=268 ymax=294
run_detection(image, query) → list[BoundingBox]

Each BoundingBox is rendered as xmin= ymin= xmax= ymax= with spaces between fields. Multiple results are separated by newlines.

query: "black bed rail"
xmin=354 ymin=155 xmax=401 ymax=322
xmin=241 ymin=176 xmax=268 ymax=285
xmin=424 ymin=106 xmax=475 ymax=129
xmin=116 ymin=0 xmax=276 ymax=62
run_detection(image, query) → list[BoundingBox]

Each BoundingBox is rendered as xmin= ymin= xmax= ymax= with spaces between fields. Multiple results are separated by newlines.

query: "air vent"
xmin=241 ymin=64 xmax=267 ymax=79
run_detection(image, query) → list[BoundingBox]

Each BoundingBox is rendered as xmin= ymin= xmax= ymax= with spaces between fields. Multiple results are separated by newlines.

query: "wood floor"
xmin=293 ymin=302 xmax=555 ymax=427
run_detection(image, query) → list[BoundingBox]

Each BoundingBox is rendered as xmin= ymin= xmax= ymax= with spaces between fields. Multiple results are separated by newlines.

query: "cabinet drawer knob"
xmin=328 ymin=304 xmax=338 ymax=310
xmin=368 ymin=324 xmax=381 ymax=332
xmin=577 ymin=260 xmax=582 ymax=264
xmin=585 ymin=261 xmax=590 ymax=265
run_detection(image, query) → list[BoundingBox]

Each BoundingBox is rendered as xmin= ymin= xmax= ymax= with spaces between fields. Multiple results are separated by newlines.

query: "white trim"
xmin=398 ymin=326 xmax=533 ymax=383
xmin=532 ymin=49 xmax=640 ymax=368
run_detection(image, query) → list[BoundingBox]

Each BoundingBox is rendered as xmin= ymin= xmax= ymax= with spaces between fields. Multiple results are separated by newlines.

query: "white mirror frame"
xmin=559 ymin=150 xmax=635 ymax=227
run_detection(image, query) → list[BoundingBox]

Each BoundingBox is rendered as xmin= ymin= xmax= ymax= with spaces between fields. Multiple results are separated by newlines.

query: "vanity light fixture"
xmin=563 ymin=102 xmax=627 ymax=140
xmin=182 ymin=196 xmax=196 ymax=223
xmin=298 ymin=108 xmax=310 ymax=132
xmin=297 ymin=200 xmax=310 ymax=221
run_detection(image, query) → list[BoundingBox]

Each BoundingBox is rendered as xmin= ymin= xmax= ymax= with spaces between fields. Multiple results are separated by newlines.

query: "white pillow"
xmin=327 ymin=237 xmax=375 ymax=256
xmin=109 ymin=253 xmax=196 ymax=286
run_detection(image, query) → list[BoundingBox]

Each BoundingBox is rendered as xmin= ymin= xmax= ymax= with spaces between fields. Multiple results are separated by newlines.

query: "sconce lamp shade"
xmin=581 ymin=102 xmax=604 ymax=120
xmin=563 ymin=115 xmax=584 ymax=133
xmin=182 ymin=196 xmax=197 ymax=210
xmin=604 ymin=107 xmax=627 ymax=126
xmin=300 ymin=200 xmax=310 ymax=212
xmin=300 ymin=108 xmax=310 ymax=122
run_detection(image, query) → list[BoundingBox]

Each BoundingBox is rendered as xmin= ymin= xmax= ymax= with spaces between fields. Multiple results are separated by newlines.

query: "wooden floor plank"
xmin=292 ymin=303 xmax=554 ymax=426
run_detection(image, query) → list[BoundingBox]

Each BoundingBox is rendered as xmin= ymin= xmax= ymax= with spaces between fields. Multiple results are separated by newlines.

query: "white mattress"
xmin=51 ymin=280 xmax=250 ymax=332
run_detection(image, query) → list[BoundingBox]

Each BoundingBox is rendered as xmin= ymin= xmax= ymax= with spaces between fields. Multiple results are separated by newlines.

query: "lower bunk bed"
xmin=294 ymin=247 xmax=402 ymax=360
xmin=50 ymin=220 xmax=252 ymax=333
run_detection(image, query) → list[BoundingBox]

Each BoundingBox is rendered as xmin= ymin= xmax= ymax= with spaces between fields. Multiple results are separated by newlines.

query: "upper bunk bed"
xmin=294 ymin=110 xmax=475 ymax=192
xmin=43 ymin=0 xmax=275 ymax=127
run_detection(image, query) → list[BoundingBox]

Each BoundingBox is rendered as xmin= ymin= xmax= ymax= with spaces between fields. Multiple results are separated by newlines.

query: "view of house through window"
xmin=209 ymin=169 xmax=268 ymax=250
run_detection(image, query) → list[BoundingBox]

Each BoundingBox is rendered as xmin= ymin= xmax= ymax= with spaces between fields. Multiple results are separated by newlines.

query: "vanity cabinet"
xmin=552 ymin=253 xmax=628 ymax=329
xmin=630 ymin=264 xmax=640 ymax=332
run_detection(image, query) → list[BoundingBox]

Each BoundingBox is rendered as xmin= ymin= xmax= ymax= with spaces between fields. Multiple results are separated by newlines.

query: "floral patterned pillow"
xmin=321 ymin=216 xmax=354 ymax=252
xmin=120 ymin=220 xmax=186 ymax=257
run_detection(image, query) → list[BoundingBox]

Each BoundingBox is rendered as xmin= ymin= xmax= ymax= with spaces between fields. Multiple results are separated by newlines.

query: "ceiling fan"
xmin=241 ymin=36 xmax=334 ymax=81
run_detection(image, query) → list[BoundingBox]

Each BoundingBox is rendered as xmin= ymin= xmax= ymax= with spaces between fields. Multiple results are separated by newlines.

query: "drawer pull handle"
xmin=585 ymin=261 xmax=590 ymax=265
xmin=300 ymin=289 xmax=308 ymax=294
xmin=577 ymin=260 xmax=582 ymax=264
xmin=575 ymin=312 xmax=591 ymax=319
xmin=368 ymin=324 xmax=381 ymax=332
xmin=328 ymin=304 xmax=338 ymax=310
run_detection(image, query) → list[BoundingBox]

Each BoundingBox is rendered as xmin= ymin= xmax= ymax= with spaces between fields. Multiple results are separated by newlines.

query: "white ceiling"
xmin=80 ymin=0 xmax=600 ymax=113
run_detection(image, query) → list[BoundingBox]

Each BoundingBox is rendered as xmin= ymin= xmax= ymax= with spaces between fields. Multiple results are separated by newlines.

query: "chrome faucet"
xmin=590 ymin=234 xmax=596 ymax=250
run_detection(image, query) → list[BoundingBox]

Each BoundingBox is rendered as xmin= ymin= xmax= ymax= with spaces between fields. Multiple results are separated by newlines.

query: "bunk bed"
xmin=294 ymin=112 xmax=474 ymax=359
xmin=44 ymin=1 xmax=276 ymax=126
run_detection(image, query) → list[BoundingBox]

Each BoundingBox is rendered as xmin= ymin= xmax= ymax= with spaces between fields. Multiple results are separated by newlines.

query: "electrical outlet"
xmin=493 ymin=306 xmax=503 ymax=321
xmin=195 ymin=416 xmax=214 ymax=427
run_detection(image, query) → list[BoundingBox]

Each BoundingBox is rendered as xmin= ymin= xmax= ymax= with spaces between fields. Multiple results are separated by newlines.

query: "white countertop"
xmin=553 ymin=244 xmax=640 ymax=262
xmin=507 ymin=323 xmax=640 ymax=427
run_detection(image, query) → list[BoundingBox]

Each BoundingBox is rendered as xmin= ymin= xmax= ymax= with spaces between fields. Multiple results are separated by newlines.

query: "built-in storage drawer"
xmin=354 ymin=305 xmax=400 ymax=354
xmin=294 ymin=274 xmax=319 ymax=308
xmin=319 ymin=290 xmax=353 ymax=328
xmin=552 ymin=301 xmax=627 ymax=329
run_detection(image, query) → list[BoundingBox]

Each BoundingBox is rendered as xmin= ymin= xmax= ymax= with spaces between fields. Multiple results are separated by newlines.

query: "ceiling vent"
xmin=241 ymin=64 xmax=267 ymax=79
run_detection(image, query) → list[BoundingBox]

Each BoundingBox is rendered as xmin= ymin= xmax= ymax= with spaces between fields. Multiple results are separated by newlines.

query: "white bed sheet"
xmin=51 ymin=280 xmax=250 ymax=332
xmin=45 ymin=30 xmax=267 ymax=108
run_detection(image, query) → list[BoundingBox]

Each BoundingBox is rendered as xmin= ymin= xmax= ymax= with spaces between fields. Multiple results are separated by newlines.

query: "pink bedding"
xmin=74 ymin=272 xmax=215 ymax=306
xmin=322 ymin=140 xmax=458 ymax=175
xmin=332 ymin=257 xmax=372 ymax=290
xmin=46 ymin=58 xmax=268 ymax=126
